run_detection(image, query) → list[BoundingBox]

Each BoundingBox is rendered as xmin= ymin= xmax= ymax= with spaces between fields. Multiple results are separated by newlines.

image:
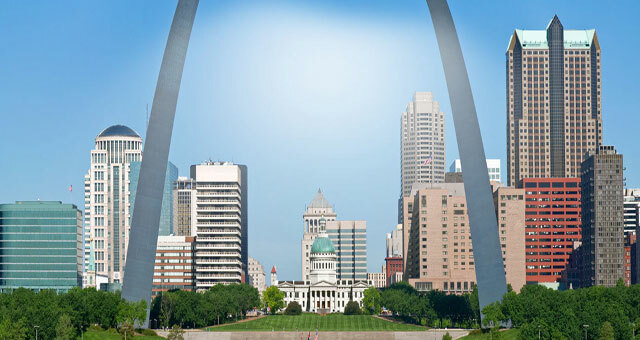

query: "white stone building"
xmin=367 ymin=269 xmax=386 ymax=289
xmin=248 ymin=257 xmax=266 ymax=294
xmin=301 ymin=189 xmax=337 ymax=281
xmin=280 ymin=232 xmax=368 ymax=313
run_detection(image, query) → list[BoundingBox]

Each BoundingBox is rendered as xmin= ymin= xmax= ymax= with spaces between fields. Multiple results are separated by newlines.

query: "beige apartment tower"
xmin=506 ymin=16 xmax=602 ymax=186
xmin=405 ymin=183 xmax=525 ymax=293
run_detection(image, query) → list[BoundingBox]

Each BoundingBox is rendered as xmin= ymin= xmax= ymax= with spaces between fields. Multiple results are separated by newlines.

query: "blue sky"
xmin=1 ymin=1 xmax=638 ymax=280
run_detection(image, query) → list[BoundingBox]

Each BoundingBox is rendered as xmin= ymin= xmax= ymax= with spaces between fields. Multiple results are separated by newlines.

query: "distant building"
xmin=385 ymin=257 xmax=403 ymax=287
xmin=326 ymin=220 xmax=367 ymax=281
xmin=624 ymin=189 xmax=640 ymax=235
xmin=172 ymin=177 xmax=197 ymax=236
xmin=506 ymin=16 xmax=602 ymax=186
xmin=84 ymin=125 xmax=142 ymax=283
xmin=153 ymin=236 xmax=195 ymax=296
xmin=191 ymin=161 xmax=248 ymax=289
xmin=386 ymin=224 xmax=403 ymax=258
xmin=270 ymin=266 xmax=277 ymax=286
xmin=579 ymin=146 xmax=624 ymax=287
xmin=405 ymin=183 xmax=525 ymax=293
xmin=389 ymin=271 xmax=403 ymax=286
xmin=301 ymin=190 xmax=337 ymax=281
xmin=444 ymin=172 xmax=463 ymax=183
xmin=0 ymin=201 xmax=82 ymax=293
xmin=248 ymin=257 xmax=266 ymax=294
xmin=129 ymin=161 xmax=178 ymax=236
xmin=449 ymin=159 xmax=501 ymax=182
xmin=278 ymin=233 xmax=368 ymax=313
xmin=522 ymin=178 xmax=581 ymax=283
xmin=368 ymin=269 xmax=386 ymax=289
xmin=624 ymin=234 xmax=635 ymax=286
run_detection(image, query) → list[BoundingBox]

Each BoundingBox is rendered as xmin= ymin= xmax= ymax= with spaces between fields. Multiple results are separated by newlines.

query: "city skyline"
xmin=2 ymin=1 xmax=640 ymax=280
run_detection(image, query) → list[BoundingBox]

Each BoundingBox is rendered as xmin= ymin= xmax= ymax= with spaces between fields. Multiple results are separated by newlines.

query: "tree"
xmin=344 ymin=301 xmax=362 ymax=315
xmin=118 ymin=321 xmax=134 ymax=340
xmin=160 ymin=292 xmax=176 ymax=328
xmin=117 ymin=299 xmax=147 ymax=328
xmin=442 ymin=332 xmax=452 ymax=340
xmin=598 ymin=321 xmax=614 ymax=340
xmin=284 ymin=301 xmax=302 ymax=315
xmin=482 ymin=302 xmax=504 ymax=339
xmin=167 ymin=325 xmax=185 ymax=340
xmin=362 ymin=287 xmax=382 ymax=315
xmin=54 ymin=313 xmax=76 ymax=340
xmin=262 ymin=286 xmax=285 ymax=314
xmin=0 ymin=317 xmax=28 ymax=340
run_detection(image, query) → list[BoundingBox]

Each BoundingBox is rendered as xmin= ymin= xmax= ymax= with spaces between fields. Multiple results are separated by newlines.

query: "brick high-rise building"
xmin=579 ymin=146 xmax=623 ymax=287
xmin=405 ymin=183 xmax=525 ymax=293
xmin=506 ymin=16 xmax=602 ymax=187
xmin=522 ymin=178 xmax=581 ymax=283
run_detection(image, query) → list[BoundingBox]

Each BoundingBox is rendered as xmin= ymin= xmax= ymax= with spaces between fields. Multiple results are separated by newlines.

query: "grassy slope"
xmin=209 ymin=314 xmax=426 ymax=332
xmin=83 ymin=329 xmax=165 ymax=340
xmin=459 ymin=329 xmax=520 ymax=340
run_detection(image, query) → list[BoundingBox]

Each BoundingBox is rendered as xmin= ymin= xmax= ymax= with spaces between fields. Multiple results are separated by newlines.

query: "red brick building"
xmin=523 ymin=178 xmax=581 ymax=283
xmin=152 ymin=236 xmax=195 ymax=296
xmin=625 ymin=233 xmax=636 ymax=286
xmin=385 ymin=257 xmax=403 ymax=287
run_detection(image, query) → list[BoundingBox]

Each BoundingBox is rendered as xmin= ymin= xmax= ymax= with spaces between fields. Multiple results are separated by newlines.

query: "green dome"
xmin=311 ymin=237 xmax=335 ymax=253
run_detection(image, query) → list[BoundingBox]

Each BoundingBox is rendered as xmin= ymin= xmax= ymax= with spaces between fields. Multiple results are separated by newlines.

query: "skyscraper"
xmin=0 ymin=201 xmax=82 ymax=293
xmin=190 ymin=161 xmax=248 ymax=289
xmin=506 ymin=16 xmax=602 ymax=186
xmin=129 ymin=161 xmax=178 ymax=236
xmin=301 ymin=189 xmax=337 ymax=281
xmin=400 ymin=92 xmax=446 ymax=197
xmin=326 ymin=220 xmax=367 ymax=281
xmin=172 ymin=177 xmax=197 ymax=236
xmin=84 ymin=125 xmax=142 ymax=284
xmin=579 ymin=146 xmax=623 ymax=287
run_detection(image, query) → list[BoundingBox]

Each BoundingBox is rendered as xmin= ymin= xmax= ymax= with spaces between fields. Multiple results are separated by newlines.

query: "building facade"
xmin=279 ymin=234 xmax=368 ymax=313
xmin=301 ymin=189 xmax=337 ymax=281
xmin=579 ymin=146 xmax=624 ymax=287
xmin=0 ymin=201 xmax=82 ymax=292
xmin=385 ymin=257 xmax=403 ymax=287
xmin=367 ymin=269 xmax=386 ymax=289
xmin=84 ymin=125 xmax=142 ymax=283
xmin=449 ymin=159 xmax=501 ymax=182
xmin=405 ymin=183 xmax=526 ymax=293
xmin=130 ymin=161 xmax=178 ymax=237
xmin=624 ymin=189 xmax=640 ymax=235
xmin=401 ymin=91 xmax=446 ymax=197
xmin=191 ymin=161 xmax=248 ymax=289
xmin=506 ymin=16 xmax=602 ymax=186
xmin=522 ymin=178 xmax=581 ymax=283
xmin=153 ymin=236 xmax=195 ymax=295
xmin=386 ymin=224 xmax=403 ymax=258
xmin=172 ymin=177 xmax=197 ymax=236
xmin=248 ymin=256 xmax=266 ymax=294
xmin=326 ymin=220 xmax=367 ymax=281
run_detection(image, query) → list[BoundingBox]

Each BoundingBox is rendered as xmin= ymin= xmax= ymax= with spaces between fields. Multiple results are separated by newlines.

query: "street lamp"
xmin=583 ymin=324 xmax=589 ymax=340
xmin=538 ymin=325 xmax=541 ymax=340
xmin=34 ymin=325 xmax=39 ymax=340
xmin=633 ymin=322 xmax=636 ymax=340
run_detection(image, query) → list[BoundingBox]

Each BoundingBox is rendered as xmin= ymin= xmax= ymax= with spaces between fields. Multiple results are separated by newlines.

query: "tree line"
xmin=149 ymin=283 xmax=261 ymax=329
xmin=482 ymin=280 xmax=640 ymax=340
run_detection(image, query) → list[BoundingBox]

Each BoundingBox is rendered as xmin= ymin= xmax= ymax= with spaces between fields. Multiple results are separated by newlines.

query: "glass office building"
xmin=0 ymin=201 xmax=82 ymax=292
xmin=129 ymin=161 xmax=178 ymax=236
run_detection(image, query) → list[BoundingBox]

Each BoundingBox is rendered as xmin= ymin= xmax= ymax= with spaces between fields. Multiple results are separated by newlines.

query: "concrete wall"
xmin=157 ymin=330 xmax=470 ymax=340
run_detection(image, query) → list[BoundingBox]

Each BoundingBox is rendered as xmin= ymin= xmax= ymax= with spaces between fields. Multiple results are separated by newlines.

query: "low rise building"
xmin=152 ymin=236 xmax=195 ymax=296
xmin=368 ymin=269 xmax=386 ymax=289
xmin=385 ymin=257 xmax=403 ymax=287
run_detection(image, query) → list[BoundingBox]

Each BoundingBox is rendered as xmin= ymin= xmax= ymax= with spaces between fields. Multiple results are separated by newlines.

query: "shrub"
xmin=138 ymin=328 xmax=158 ymax=336
xmin=118 ymin=322 xmax=134 ymax=340
xmin=442 ymin=332 xmax=453 ymax=340
xmin=344 ymin=301 xmax=362 ymax=315
xmin=167 ymin=325 xmax=185 ymax=340
xmin=284 ymin=301 xmax=302 ymax=315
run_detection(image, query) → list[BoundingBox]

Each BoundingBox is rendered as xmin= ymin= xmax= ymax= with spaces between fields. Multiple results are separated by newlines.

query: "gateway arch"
xmin=121 ymin=0 xmax=508 ymax=326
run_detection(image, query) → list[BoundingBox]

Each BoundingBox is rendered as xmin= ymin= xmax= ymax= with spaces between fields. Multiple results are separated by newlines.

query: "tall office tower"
xmin=522 ymin=178 xmax=581 ymax=283
xmin=84 ymin=125 xmax=142 ymax=284
xmin=152 ymin=235 xmax=195 ymax=296
xmin=623 ymin=189 xmax=640 ymax=235
xmin=326 ymin=220 xmax=367 ymax=281
xmin=386 ymin=224 xmax=403 ymax=258
xmin=449 ymin=159 xmax=502 ymax=182
xmin=405 ymin=183 xmax=526 ymax=293
xmin=0 ymin=201 xmax=82 ymax=293
xmin=506 ymin=16 xmax=602 ymax=187
xmin=301 ymin=189 xmax=337 ymax=281
xmin=129 ymin=161 xmax=178 ymax=236
xmin=580 ymin=146 xmax=623 ymax=287
xmin=248 ymin=257 xmax=266 ymax=295
xmin=173 ymin=177 xmax=197 ymax=236
xmin=191 ymin=161 xmax=248 ymax=289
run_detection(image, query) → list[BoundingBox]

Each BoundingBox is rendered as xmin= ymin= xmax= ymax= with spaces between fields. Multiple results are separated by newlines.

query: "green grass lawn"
xmin=208 ymin=314 xmax=427 ymax=332
xmin=82 ymin=329 xmax=165 ymax=340
xmin=459 ymin=328 xmax=520 ymax=340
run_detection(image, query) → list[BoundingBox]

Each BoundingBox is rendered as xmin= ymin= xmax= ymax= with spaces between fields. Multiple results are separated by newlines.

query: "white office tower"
xmin=400 ymin=92 xmax=446 ymax=197
xmin=84 ymin=125 xmax=142 ymax=284
xmin=190 ymin=161 xmax=248 ymax=290
xmin=449 ymin=159 xmax=502 ymax=182
xmin=301 ymin=189 xmax=337 ymax=281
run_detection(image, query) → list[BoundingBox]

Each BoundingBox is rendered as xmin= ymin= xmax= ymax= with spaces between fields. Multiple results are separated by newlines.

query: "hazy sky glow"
xmin=1 ymin=1 xmax=639 ymax=280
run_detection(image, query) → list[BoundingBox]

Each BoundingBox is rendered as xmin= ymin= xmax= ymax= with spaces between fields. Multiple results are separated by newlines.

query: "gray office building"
xmin=580 ymin=146 xmax=624 ymax=287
